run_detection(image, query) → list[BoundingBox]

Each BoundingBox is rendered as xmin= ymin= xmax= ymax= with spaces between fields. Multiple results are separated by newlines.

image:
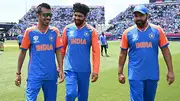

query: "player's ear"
xmin=36 ymin=13 xmax=40 ymax=18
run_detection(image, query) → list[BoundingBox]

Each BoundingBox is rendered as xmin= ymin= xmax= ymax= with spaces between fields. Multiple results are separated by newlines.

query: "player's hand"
xmin=118 ymin=73 xmax=125 ymax=84
xmin=58 ymin=70 xmax=64 ymax=83
xmin=167 ymin=71 xmax=175 ymax=85
xmin=15 ymin=74 xmax=21 ymax=87
xmin=91 ymin=72 xmax=98 ymax=83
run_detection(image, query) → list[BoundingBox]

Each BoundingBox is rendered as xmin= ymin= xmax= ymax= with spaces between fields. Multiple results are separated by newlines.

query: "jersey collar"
xmin=36 ymin=25 xmax=49 ymax=34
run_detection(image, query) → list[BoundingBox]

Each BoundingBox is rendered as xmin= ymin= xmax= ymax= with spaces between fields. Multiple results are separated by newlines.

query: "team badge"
xmin=33 ymin=36 xmax=39 ymax=43
xmin=49 ymin=34 xmax=54 ymax=42
xmin=84 ymin=32 xmax=89 ymax=37
xmin=149 ymin=33 xmax=155 ymax=39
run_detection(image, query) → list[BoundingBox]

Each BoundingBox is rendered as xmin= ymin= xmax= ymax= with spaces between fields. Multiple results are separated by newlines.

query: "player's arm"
xmin=118 ymin=50 xmax=128 ymax=75
xmin=61 ymin=27 xmax=68 ymax=61
xmin=92 ymin=30 xmax=100 ymax=74
xmin=118 ymin=32 xmax=128 ymax=74
xmin=17 ymin=30 xmax=30 ymax=74
xmin=118 ymin=31 xmax=128 ymax=84
xmin=53 ymin=27 xmax=64 ymax=83
xmin=158 ymin=27 xmax=174 ymax=85
xmin=56 ymin=48 xmax=64 ymax=83
xmin=91 ymin=30 xmax=100 ymax=82
xmin=17 ymin=50 xmax=27 ymax=76
xmin=15 ymin=30 xmax=30 ymax=87
xmin=54 ymin=28 xmax=64 ymax=71
xmin=161 ymin=47 xmax=173 ymax=72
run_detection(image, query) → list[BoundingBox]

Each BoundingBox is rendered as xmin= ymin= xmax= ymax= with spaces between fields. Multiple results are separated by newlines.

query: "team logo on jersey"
xmin=33 ymin=36 xmax=39 ymax=43
xmin=132 ymin=33 xmax=138 ymax=41
xmin=149 ymin=33 xmax=155 ymax=39
xmin=49 ymin=35 xmax=54 ymax=42
xmin=84 ymin=32 xmax=89 ymax=37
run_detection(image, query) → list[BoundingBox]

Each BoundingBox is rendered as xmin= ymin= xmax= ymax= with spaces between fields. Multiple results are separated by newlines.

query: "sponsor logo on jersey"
xmin=70 ymin=38 xmax=86 ymax=44
xmin=136 ymin=42 xmax=152 ymax=48
xmin=36 ymin=44 xmax=53 ymax=51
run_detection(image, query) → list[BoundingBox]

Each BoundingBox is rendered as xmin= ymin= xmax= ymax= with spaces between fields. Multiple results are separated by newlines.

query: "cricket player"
xmin=15 ymin=3 xmax=64 ymax=101
xmin=118 ymin=5 xmax=175 ymax=101
xmin=61 ymin=3 xmax=100 ymax=101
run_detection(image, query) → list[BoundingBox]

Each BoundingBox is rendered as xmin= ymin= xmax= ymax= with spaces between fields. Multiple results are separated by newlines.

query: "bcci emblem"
xmin=84 ymin=32 xmax=89 ymax=37
xmin=33 ymin=36 xmax=39 ymax=43
xmin=49 ymin=35 xmax=54 ymax=42
xmin=149 ymin=33 xmax=155 ymax=39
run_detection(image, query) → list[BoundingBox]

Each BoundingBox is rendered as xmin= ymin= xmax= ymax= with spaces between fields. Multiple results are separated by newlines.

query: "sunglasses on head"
xmin=41 ymin=13 xmax=53 ymax=17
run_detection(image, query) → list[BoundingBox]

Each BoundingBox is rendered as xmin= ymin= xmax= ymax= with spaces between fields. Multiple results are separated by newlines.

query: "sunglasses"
xmin=41 ymin=13 xmax=53 ymax=17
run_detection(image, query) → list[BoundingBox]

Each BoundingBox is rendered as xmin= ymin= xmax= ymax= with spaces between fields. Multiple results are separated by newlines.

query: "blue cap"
xmin=133 ymin=5 xmax=149 ymax=14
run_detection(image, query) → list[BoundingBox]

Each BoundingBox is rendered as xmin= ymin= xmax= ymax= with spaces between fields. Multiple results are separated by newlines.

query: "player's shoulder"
xmin=123 ymin=25 xmax=136 ymax=34
xmin=25 ymin=26 xmax=36 ymax=34
xmin=149 ymin=23 xmax=163 ymax=32
xmin=49 ymin=26 xmax=61 ymax=36
xmin=65 ymin=23 xmax=75 ymax=29
xmin=49 ymin=26 xmax=59 ymax=32
xmin=149 ymin=23 xmax=162 ymax=29
xmin=85 ymin=24 xmax=96 ymax=31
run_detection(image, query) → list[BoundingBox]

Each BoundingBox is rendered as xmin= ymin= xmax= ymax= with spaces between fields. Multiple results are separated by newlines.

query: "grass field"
xmin=0 ymin=40 xmax=180 ymax=101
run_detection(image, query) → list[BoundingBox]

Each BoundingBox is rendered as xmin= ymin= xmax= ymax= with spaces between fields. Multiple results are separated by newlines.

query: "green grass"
xmin=0 ymin=40 xmax=180 ymax=101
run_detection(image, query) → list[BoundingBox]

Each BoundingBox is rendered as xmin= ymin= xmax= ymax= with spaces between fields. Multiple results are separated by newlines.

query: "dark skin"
xmin=118 ymin=11 xmax=175 ymax=85
xmin=15 ymin=7 xmax=64 ymax=87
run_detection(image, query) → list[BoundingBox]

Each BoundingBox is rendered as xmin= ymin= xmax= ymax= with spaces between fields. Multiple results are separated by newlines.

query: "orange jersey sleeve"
xmin=157 ymin=27 xmax=169 ymax=48
xmin=53 ymin=27 xmax=63 ymax=49
xmin=120 ymin=31 xmax=128 ymax=49
xmin=61 ymin=27 xmax=68 ymax=55
xmin=92 ymin=29 xmax=100 ymax=74
xmin=20 ymin=29 xmax=31 ymax=50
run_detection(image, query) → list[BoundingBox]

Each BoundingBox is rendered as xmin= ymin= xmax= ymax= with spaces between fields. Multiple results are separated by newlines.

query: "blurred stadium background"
xmin=0 ymin=0 xmax=179 ymax=41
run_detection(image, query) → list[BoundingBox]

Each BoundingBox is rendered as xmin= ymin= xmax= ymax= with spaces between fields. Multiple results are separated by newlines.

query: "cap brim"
xmin=133 ymin=10 xmax=146 ymax=14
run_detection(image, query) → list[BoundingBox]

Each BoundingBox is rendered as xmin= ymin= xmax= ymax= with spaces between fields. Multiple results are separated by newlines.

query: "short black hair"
xmin=36 ymin=3 xmax=51 ymax=14
xmin=73 ymin=3 xmax=90 ymax=16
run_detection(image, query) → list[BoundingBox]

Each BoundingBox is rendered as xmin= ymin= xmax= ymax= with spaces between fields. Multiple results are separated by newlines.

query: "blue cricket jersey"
xmin=121 ymin=23 xmax=169 ymax=80
xmin=61 ymin=23 xmax=100 ymax=73
xmin=21 ymin=26 xmax=63 ymax=80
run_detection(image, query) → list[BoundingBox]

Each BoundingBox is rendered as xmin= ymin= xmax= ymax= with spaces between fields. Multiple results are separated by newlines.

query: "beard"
xmin=74 ymin=19 xmax=85 ymax=26
xmin=135 ymin=17 xmax=148 ymax=28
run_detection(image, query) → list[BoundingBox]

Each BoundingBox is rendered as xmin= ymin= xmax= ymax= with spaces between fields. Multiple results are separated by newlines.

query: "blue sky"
xmin=0 ymin=0 xmax=149 ymax=23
